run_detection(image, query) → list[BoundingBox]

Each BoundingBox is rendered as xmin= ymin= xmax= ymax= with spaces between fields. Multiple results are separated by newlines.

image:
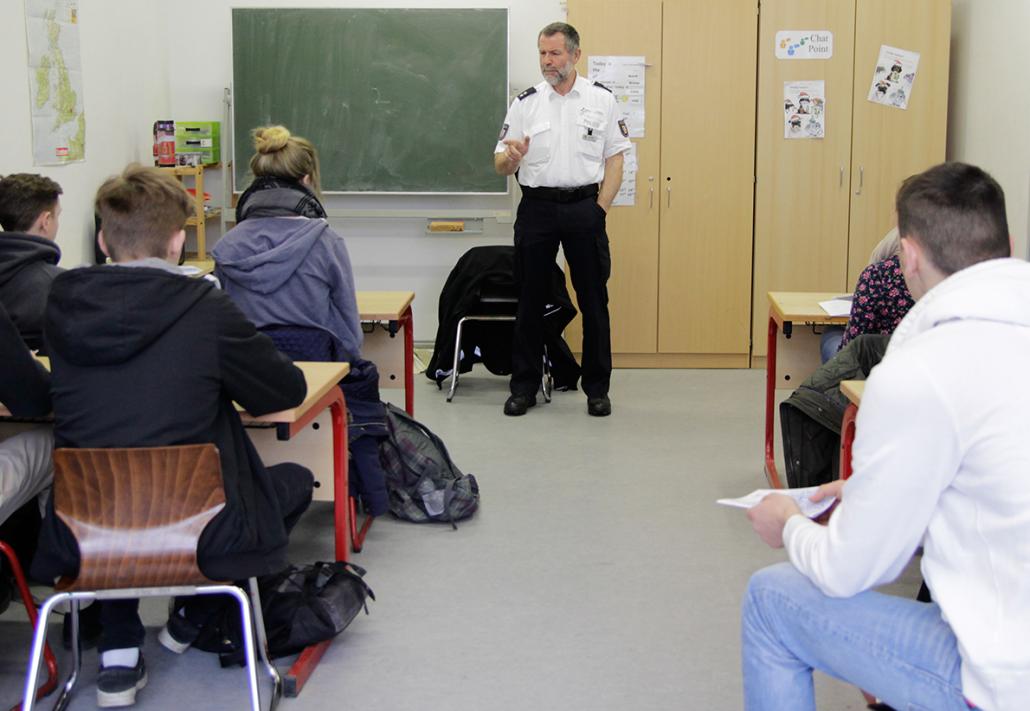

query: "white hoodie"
xmin=783 ymin=258 xmax=1030 ymax=711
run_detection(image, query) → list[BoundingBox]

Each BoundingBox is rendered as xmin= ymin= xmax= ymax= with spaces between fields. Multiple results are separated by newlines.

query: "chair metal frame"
xmin=21 ymin=445 xmax=282 ymax=711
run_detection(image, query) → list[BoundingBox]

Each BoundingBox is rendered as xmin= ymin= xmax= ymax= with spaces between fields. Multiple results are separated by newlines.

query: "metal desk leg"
xmin=839 ymin=403 xmax=858 ymax=481
xmin=764 ymin=314 xmax=784 ymax=489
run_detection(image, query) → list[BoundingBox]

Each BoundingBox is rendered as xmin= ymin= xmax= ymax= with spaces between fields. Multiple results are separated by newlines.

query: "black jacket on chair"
xmin=426 ymin=246 xmax=581 ymax=389
xmin=33 ymin=263 xmax=308 ymax=583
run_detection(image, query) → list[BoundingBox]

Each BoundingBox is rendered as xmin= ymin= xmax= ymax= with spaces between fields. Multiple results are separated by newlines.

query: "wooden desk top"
xmin=241 ymin=361 xmax=349 ymax=424
xmin=768 ymin=291 xmax=851 ymax=326
xmin=840 ymin=379 xmax=865 ymax=406
xmin=356 ymin=291 xmax=415 ymax=321
xmin=181 ymin=258 xmax=215 ymax=276
xmin=1 ymin=360 xmax=348 ymax=424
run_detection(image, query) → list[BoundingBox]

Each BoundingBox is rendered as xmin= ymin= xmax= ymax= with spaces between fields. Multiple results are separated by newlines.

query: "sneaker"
xmin=158 ymin=611 xmax=200 ymax=654
xmin=587 ymin=396 xmax=612 ymax=417
xmin=96 ymin=654 xmax=147 ymax=708
xmin=503 ymin=394 xmax=536 ymax=416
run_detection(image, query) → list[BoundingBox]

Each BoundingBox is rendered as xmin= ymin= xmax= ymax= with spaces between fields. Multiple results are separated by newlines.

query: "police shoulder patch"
xmin=618 ymin=119 xmax=629 ymax=138
xmin=517 ymin=86 xmax=537 ymax=101
xmin=593 ymin=81 xmax=612 ymax=93
xmin=498 ymin=123 xmax=510 ymax=141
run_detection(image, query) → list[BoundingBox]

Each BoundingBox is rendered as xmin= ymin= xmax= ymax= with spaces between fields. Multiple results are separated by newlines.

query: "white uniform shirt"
xmin=494 ymin=74 xmax=631 ymax=189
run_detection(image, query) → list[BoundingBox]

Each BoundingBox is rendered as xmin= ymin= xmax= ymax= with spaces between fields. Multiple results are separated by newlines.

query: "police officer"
xmin=494 ymin=22 xmax=631 ymax=417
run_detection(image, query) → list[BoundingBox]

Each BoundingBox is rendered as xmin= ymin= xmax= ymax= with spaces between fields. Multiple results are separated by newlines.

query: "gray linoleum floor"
xmin=1 ymin=368 xmax=922 ymax=710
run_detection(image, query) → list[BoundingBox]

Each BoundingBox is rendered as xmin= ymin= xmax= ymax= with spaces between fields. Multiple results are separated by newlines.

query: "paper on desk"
xmin=818 ymin=296 xmax=852 ymax=317
xmin=717 ymin=486 xmax=836 ymax=519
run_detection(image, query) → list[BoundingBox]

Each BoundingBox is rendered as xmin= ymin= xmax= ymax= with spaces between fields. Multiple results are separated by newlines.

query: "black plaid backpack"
xmin=378 ymin=403 xmax=479 ymax=526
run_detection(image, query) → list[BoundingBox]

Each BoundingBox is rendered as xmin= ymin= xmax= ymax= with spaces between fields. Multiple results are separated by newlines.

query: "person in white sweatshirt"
xmin=741 ymin=162 xmax=1029 ymax=711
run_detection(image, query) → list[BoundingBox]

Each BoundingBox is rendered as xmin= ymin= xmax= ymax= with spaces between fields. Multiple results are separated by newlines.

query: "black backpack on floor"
xmin=378 ymin=403 xmax=479 ymax=526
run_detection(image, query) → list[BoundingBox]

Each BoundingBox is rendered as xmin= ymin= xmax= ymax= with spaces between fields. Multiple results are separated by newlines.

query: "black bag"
xmin=378 ymin=402 xmax=479 ymax=526
xmin=189 ymin=561 xmax=374 ymax=666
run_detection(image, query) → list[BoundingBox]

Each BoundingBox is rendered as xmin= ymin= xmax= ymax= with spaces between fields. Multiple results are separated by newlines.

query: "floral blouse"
xmin=839 ymin=254 xmax=914 ymax=351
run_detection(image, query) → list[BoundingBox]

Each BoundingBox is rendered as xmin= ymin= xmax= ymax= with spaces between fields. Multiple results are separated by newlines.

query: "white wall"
xmin=948 ymin=0 xmax=1030 ymax=257
xmin=0 ymin=1 xmax=169 ymax=268
xmin=165 ymin=0 xmax=567 ymax=342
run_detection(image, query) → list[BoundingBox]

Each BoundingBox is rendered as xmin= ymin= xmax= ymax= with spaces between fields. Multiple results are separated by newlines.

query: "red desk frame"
xmin=357 ymin=291 xmax=415 ymax=417
xmin=763 ymin=293 xmax=848 ymax=489
xmin=242 ymin=363 xmax=351 ymax=697
xmin=0 ymin=541 xmax=58 ymax=710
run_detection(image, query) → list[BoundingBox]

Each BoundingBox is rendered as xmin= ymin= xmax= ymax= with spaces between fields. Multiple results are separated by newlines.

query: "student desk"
xmin=357 ymin=290 xmax=415 ymax=415
xmin=764 ymin=292 xmax=850 ymax=489
xmin=839 ymin=380 xmax=864 ymax=481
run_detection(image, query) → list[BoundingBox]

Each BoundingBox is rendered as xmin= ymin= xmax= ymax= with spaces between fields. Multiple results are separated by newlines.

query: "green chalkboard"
xmin=231 ymin=8 xmax=508 ymax=193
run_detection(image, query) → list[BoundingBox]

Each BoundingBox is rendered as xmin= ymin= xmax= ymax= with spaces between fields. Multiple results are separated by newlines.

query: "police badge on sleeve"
xmin=499 ymin=123 xmax=510 ymax=141
xmin=618 ymin=119 xmax=629 ymax=138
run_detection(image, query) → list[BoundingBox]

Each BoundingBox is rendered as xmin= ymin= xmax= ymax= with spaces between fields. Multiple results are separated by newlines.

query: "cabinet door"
xmin=567 ymin=0 xmax=663 ymax=354
xmin=657 ymin=0 xmax=757 ymax=355
xmin=847 ymin=0 xmax=950 ymax=285
xmin=751 ymin=0 xmax=857 ymax=358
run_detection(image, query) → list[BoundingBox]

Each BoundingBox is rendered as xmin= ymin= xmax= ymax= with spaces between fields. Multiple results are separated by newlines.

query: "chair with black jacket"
xmin=426 ymin=245 xmax=581 ymax=402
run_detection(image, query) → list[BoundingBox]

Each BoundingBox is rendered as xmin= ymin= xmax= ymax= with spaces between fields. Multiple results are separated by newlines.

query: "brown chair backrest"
xmin=52 ymin=444 xmax=226 ymax=590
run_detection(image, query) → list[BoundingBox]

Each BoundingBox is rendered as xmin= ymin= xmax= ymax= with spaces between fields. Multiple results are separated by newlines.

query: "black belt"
xmin=520 ymin=184 xmax=599 ymax=203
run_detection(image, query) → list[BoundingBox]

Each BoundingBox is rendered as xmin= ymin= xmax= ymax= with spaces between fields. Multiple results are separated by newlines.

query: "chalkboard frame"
xmin=230 ymin=7 xmax=510 ymax=195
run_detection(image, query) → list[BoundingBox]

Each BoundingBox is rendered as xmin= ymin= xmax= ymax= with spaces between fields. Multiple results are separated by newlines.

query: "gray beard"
xmin=542 ymin=64 xmax=573 ymax=86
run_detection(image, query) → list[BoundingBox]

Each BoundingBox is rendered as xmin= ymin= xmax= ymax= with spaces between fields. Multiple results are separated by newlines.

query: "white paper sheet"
xmin=717 ymin=486 xmax=837 ymax=519
xmin=587 ymin=55 xmax=646 ymax=138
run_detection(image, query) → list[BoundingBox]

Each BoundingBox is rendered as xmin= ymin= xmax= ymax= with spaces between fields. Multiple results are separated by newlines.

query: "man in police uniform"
xmin=494 ymin=22 xmax=631 ymax=417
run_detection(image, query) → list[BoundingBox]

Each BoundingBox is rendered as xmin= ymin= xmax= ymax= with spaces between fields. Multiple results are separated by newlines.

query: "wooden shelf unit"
xmin=160 ymin=163 xmax=221 ymax=260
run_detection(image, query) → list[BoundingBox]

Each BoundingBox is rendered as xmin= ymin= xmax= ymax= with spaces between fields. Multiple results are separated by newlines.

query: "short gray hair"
xmin=539 ymin=22 xmax=579 ymax=53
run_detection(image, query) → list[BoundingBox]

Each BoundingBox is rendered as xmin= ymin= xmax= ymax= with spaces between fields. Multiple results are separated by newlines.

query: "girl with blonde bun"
xmin=212 ymin=125 xmax=361 ymax=361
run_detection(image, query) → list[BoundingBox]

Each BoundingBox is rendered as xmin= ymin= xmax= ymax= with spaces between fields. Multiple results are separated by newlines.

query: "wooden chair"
xmin=21 ymin=445 xmax=281 ymax=711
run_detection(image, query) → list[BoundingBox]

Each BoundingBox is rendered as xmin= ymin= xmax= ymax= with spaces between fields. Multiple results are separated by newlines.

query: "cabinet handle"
xmin=855 ymin=166 xmax=864 ymax=196
xmin=667 ymin=185 xmax=672 ymax=209
xmin=839 ymin=166 xmax=844 ymax=187
xmin=649 ymin=176 xmax=654 ymax=209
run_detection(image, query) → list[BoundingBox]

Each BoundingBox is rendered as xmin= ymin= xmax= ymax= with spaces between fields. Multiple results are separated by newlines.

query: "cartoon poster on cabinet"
xmin=867 ymin=45 xmax=919 ymax=110
xmin=783 ymin=80 xmax=824 ymax=139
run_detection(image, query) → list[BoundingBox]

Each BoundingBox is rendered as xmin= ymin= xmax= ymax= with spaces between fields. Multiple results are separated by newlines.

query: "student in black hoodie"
xmin=0 ymin=173 xmax=64 ymax=351
xmin=34 ymin=164 xmax=314 ymax=708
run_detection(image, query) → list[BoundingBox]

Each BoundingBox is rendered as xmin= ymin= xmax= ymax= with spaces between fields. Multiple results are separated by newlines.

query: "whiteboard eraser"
xmin=428 ymin=220 xmax=465 ymax=232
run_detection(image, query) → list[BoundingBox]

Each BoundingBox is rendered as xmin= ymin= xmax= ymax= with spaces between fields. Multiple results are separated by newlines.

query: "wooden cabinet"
xmin=567 ymin=0 xmax=758 ymax=367
xmin=751 ymin=0 xmax=950 ymax=358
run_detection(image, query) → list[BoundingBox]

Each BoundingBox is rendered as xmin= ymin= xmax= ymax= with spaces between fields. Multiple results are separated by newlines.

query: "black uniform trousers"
xmin=511 ymin=190 xmax=612 ymax=399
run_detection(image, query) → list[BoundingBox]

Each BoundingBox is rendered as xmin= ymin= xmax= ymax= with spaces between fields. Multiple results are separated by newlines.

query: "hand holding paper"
xmin=717 ymin=486 xmax=837 ymax=519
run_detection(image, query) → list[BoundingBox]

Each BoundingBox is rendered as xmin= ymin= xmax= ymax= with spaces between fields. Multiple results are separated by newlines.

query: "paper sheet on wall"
xmin=587 ymin=55 xmax=646 ymax=138
xmin=867 ymin=45 xmax=920 ymax=110
xmin=25 ymin=0 xmax=86 ymax=165
xmin=784 ymin=80 xmax=825 ymax=139
xmin=611 ymin=143 xmax=638 ymax=207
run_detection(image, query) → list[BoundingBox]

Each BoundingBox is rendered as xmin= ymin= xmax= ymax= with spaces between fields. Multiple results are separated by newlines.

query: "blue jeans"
xmin=741 ymin=563 xmax=974 ymax=711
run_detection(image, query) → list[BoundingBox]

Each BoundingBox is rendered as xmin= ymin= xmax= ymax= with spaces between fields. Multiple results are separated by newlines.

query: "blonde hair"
xmin=868 ymin=226 xmax=901 ymax=264
xmin=249 ymin=125 xmax=322 ymax=197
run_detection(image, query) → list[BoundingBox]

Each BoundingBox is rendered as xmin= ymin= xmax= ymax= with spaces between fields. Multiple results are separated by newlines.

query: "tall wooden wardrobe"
xmin=751 ymin=0 xmax=951 ymax=360
xmin=566 ymin=0 xmax=759 ymax=368
xmin=563 ymin=0 xmax=951 ymax=365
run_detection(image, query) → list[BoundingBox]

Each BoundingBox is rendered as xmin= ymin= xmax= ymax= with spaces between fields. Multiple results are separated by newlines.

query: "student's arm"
xmin=214 ymin=294 xmax=307 ymax=416
xmin=781 ymin=358 xmax=959 ymax=597
xmin=0 ymin=303 xmax=51 ymax=416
